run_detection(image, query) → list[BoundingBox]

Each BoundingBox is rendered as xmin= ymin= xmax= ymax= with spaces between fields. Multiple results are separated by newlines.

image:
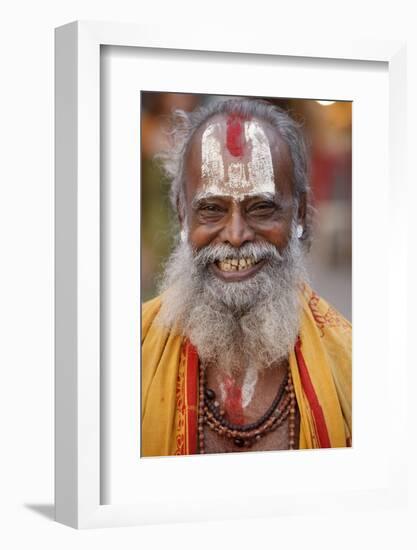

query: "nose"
xmin=221 ymin=207 xmax=255 ymax=248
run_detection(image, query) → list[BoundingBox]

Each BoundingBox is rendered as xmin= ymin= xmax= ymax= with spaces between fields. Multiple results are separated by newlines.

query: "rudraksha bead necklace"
xmin=198 ymin=364 xmax=296 ymax=453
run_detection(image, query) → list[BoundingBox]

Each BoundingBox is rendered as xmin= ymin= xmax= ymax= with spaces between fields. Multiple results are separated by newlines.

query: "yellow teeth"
xmin=217 ymin=257 xmax=257 ymax=272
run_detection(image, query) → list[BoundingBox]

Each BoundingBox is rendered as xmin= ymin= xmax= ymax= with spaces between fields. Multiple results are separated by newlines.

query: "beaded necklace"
xmin=198 ymin=364 xmax=297 ymax=453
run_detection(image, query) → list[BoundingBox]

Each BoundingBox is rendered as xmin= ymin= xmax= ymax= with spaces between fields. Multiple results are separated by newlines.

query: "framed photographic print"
xmin=55 ymin=21 xmax=407 ymax=528
xmin=139 ymin=90 xmax=353 ymax=460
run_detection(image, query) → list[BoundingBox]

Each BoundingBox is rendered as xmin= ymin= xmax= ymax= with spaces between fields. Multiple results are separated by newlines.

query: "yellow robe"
xmin=141 ymin=285 xmax=352 ymax=457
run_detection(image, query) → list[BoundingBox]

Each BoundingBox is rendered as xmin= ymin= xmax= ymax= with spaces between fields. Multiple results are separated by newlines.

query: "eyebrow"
xmin=191 ymin=191 xmax=278 ymax=209
xmin=246 ymin=192 xmax=294 ymax=207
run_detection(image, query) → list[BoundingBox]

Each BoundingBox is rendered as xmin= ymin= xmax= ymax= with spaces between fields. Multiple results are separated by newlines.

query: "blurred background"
xmin=141 ymin=92 xmax=352 ymax=321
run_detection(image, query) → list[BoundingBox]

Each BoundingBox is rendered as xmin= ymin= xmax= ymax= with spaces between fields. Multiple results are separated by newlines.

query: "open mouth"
xmin=216 ymin=257 xmax=257 ymax=272
xmin=211 ymin=256 xmax=266 ymax=281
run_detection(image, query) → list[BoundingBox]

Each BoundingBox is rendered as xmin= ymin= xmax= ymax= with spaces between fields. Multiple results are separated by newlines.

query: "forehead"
xmin=184 ymin=113 xmax=293 ymax=200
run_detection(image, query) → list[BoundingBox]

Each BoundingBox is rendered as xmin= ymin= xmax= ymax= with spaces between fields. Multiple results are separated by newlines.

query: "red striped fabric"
xmin=185 ymin=342 xmax=199 ymax=454
xmin=294 ymin=338 xmax=331 ymax=448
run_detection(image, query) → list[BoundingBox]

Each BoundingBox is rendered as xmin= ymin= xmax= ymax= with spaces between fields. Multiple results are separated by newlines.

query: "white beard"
xmin=156 ymin=230 xmax=308 ymax=375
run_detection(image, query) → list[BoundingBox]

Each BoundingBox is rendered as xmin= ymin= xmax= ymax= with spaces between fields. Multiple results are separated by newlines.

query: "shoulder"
xmin=142 ymin=294 xmax=162 ymax=319
xmin=142 ymin=294 xmax=163 ymax=342
xmin=299 ymin=284 xmax=352 ymax=437
xmin=299 ymin=283 xmax=351 ymax=367
xmin=301 ymin=284 xmax=351 ymax=340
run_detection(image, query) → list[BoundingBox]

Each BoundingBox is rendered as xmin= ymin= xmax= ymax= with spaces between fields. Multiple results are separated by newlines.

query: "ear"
xmin=297 ymin=192 xmax=307 ymax=226
xmin=177 ymin=198 xmax=189 ymax=244
xmin=178 ymin=212 xmax=184 ymax=229
xmin=177 ymin=198 xmax=185 ymax=229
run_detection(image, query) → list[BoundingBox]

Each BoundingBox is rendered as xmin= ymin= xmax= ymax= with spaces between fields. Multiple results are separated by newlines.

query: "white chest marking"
xmin=241 ymin=367 xmax=258 ymax=408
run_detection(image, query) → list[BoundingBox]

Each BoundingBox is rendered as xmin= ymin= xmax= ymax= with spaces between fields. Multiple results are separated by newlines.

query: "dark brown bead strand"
xmin=287 ymin=374 xmax=296 ymax=449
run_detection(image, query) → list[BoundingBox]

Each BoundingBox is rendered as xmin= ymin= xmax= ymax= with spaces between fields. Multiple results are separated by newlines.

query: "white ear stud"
xmin=296 ymin=224 xmax=303 ymax=239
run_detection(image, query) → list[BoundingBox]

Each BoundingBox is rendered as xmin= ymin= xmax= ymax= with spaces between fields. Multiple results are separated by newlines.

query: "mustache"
xmin=192 ymin=241 xmax=283 ymax=267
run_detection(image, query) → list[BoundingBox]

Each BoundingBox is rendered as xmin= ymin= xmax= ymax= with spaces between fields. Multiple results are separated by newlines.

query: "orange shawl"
xmin=141 ymin=285 xmax=351 ymax=456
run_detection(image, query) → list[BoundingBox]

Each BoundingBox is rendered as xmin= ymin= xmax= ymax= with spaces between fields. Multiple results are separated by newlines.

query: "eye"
xmin=247 ymin=201 xmax=277 ymax=217
xmin=200 ymin=204 xmax=223 ymax=212
xmin=196 ymin=202 xmax=226 ymax=221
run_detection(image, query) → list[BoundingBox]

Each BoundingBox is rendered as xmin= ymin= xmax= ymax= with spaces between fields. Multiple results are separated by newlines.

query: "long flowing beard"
xmin=156 ymin=231 xmax=308 ymax=374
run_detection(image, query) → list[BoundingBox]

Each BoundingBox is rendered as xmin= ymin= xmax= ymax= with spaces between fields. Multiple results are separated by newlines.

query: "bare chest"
xmin=200 ymin=363 xmax=300 ymax=454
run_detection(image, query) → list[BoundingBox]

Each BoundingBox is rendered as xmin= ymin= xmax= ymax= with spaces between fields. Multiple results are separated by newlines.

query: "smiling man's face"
xmin=183 ymin=113 xmax=300 ymax=282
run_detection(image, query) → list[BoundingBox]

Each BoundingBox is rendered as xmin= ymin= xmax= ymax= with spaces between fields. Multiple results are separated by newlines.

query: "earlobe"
xmin=295 ymin=193 xmax=306 ymax=239
xmin=177 ymin=207 xmax=187 ymax=243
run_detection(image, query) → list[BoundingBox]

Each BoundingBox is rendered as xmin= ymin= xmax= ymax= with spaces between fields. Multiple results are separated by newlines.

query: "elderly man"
xmin=142 ymin=98 xmax=351 ymax=456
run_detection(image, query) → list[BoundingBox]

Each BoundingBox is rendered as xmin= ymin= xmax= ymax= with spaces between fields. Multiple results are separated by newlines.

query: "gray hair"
xmin=157 ymin=97 xmax=313 ymax=248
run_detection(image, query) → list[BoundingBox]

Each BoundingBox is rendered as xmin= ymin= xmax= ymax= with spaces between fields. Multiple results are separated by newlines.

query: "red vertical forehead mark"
xmin=226 ymin=114 xmax=246 ymax=157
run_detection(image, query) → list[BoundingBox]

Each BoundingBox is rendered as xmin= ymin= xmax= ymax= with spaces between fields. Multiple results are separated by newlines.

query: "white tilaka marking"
xmin=227 ymin=162 xmax=246 ymax=189
xmin=244 ymin=120 xmax=275 ymax=194
xmin=241 ymin=367 xmax=258 ymax=408
xmin=200 ymin=120 xmax=275 ymax=201
xmin=201 ymin=123 xmax=225 ymax=187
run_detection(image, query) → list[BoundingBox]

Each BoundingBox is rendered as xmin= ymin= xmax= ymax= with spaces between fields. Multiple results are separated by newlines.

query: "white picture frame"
xmin=55 ymin=21 xmax=407 ymax=529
